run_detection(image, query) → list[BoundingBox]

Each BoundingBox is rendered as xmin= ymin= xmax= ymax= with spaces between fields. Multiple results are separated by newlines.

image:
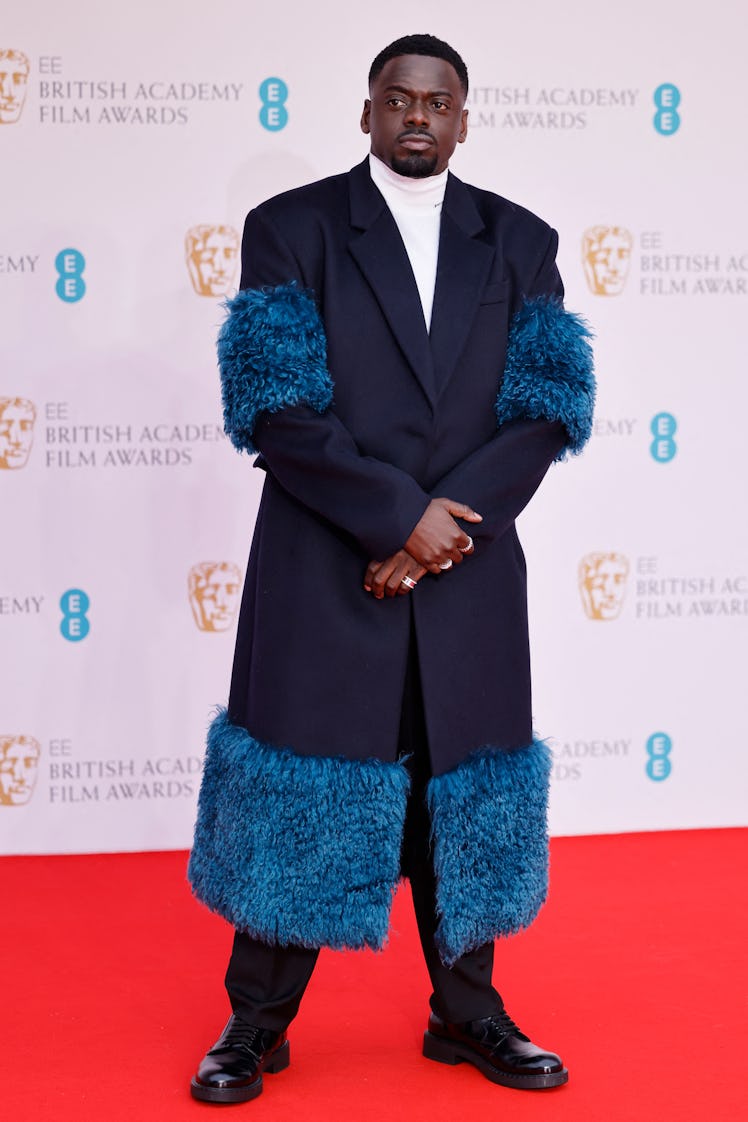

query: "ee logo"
xmin=259 ymin=77 xmax=288 ymax=131
xmin=55 ymin=248 xmax=86 ymax=303
xmin=646 ymin=732 xmax=672 ymax=782
xmin=650 ymin=412 xmax=677 ymax=462
xmin=653 ymin=83 xmax=681 ymax=136
xmin=60 ymin=588 xmax=90 ymax=642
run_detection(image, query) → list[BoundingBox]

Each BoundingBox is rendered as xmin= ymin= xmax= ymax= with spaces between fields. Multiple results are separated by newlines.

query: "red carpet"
xmin=2 ymin=829 xmax=746 ymax=1121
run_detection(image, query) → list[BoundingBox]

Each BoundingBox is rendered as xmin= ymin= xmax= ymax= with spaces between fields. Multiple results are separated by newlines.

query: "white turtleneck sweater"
xmin=368 ymin=152 xmax=447 ymax=332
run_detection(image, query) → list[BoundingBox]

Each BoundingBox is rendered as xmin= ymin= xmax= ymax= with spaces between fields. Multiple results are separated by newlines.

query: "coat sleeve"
xmin=220 ymin=206 xmax=430 ymax=559
xmin=428 ymin=230 xmax=595 ymax=542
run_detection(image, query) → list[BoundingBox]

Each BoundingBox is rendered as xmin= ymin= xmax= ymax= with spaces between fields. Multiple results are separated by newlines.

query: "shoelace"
xmin=484 ymin=1010 xmax=523 ymax=1040
xmin=214 ymin=1019 xmax=263 ymax=1056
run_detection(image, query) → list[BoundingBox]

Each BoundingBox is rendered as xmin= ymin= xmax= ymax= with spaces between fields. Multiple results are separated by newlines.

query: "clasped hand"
xmin=363 ymin=497 xmax=482 ymax=599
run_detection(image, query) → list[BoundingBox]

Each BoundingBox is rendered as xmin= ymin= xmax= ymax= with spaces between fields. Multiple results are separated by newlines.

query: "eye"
xmin=385 ymin=97 xmax=405 ymax=108
xmin=432 ymin=100 xmax=449 ymax=111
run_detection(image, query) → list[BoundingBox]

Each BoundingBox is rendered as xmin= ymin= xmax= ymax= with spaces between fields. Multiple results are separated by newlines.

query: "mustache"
xmin=397 ymin=129 xmax=436 ymax=144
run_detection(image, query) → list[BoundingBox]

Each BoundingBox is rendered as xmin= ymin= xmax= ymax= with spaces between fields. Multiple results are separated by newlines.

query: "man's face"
xmin=0 ymin=52 xmax=29 ymax=124
xmin=361 ymin=54 xmax=468 ymax=178
xmin=0 ymin=399 xmax=35 ymax=469
xmin=0 ymin=738 xmax=40 ymax=806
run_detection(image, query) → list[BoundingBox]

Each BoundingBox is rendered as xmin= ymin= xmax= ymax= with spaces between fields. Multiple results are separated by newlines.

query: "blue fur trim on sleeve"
xmin=427 ymin=740 xmax=551 ymax=966
xmin=188 ymin=709 xmax=410 ymax=951
xmin=217 ymin=282 xmax=334 ymax=454
xmin=496 ymin=296 xmax=595 ymax=460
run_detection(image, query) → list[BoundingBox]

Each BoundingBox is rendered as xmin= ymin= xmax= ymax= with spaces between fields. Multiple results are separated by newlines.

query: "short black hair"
xmin=368 ymin=34 xmax=469 ymax=97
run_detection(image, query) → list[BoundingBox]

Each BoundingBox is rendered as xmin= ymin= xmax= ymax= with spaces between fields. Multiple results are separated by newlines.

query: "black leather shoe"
xmin=423 ymin=1010 xmax=568 ymax=1090
xmin=190 ymin=1014 xmax=290 ymax=1103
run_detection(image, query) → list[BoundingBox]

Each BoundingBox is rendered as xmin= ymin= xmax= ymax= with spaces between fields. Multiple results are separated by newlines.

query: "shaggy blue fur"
xmin=427 ymin=740 xmax=552 ymax=967
xmin=496 ymin=296 xmax=595 ymax=459
xmin=188 ymin=710 xmax=410 ymax=950
xmin=217 ymin=282 xmax=334 ymax=454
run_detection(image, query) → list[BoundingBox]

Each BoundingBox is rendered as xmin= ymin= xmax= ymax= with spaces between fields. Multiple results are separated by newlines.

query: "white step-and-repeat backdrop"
xmin=2 ymin=0 xmax=746 ymax=853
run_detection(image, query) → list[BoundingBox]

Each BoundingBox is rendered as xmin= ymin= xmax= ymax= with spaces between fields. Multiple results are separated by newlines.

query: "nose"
xmin=404 ymin=98 xmax=430 ymax=128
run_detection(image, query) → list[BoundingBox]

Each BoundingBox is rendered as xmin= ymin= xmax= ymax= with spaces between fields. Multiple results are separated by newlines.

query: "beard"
xmin=390 ymin=151 xmax=439 ymax=178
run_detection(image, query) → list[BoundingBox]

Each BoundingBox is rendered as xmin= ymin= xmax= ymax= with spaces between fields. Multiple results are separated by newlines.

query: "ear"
xmin=360 ymin=98 xmax=371 ymax=135
xmin=458 ymin=107 xmax=468 ymax=144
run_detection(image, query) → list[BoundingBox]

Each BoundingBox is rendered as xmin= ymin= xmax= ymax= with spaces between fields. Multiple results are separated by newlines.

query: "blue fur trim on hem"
xmin=427 ymin=740 xmax=552 ymax=967
xmin=188 ymin=709 xmax=410 ymax=950
xmin=217 ymin=282 xmax=334 ymax=454
xmin=496 ymin=296 xmax=595 ymax=459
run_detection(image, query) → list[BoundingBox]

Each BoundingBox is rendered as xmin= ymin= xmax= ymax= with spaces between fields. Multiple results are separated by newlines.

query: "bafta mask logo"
xmin=578 ymin=552 xmax=629 ymax=621
xmin=0 ymin=735 xmax=40 ymax=806
xmin=185 ymin=225 xmax=239 ymax=296
xmin=188 ymin=562 xmax=241 ymax=631
xmin=0 ymin=396 xmax=36 ymax=469
xmin=582 ymin=226 xmax=633 ymax=296
xmin=0 ymin=49 xmax=29 ymax=125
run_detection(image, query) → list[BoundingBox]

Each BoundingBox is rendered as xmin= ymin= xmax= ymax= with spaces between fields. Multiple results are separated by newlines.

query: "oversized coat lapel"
xmin=347 ymin=160 xmax=438 ymax=406
xmin=430 ymin=173 xmax=497 ymax=396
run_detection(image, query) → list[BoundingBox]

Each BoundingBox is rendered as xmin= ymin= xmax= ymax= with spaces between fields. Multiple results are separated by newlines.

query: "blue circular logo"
xmin=55 ymin=248 xmax=86 ymax=303
xmin=645 ymin=732 xmax=672 ymax=782
xmin=650 ymin=412 xmax=677 ymax=462
xmin=60 ymin=587 xmax=90 ymax=642
xmin=259 ymin=77 xmax=288 ymax=131
xmin=653 ymin=83 xmax=681 ymax=135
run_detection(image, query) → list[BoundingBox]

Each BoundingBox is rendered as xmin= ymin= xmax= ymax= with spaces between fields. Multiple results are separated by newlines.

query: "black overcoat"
xmin=189 ymin=159 xmax=594 ymax=964
xmin=229 ymin=159 xmax=572 ymax=771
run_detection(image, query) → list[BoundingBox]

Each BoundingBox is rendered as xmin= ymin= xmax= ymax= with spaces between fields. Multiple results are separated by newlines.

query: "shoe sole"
xmin=423 ymin=1032 xmax=568 ymax=1090
xmin=190 ymin=1040 xmax=290 ymax=1103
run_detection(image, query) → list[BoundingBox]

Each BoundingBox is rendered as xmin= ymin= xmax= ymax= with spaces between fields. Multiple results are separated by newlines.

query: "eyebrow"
xmin=382 ymin=84 xmax=456 ymax=98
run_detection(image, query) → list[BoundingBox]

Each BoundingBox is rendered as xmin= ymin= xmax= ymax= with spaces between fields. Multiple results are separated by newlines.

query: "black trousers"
xmin=225 ymin=625 xmax=504 ymax=1031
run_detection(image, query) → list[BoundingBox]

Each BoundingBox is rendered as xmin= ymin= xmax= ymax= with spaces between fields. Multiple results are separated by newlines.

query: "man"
xmin=189 ymin=34 xmax=594 ymax=1103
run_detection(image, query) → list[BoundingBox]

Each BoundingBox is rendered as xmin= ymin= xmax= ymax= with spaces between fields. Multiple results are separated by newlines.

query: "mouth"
xmin=397 ymin=133 xmax=435 ymax=151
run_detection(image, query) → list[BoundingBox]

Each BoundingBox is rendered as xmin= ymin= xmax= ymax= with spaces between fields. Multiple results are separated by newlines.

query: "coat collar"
xmin=347 ymin=159 xmax=495 ymax=405
xmin=431 ymin=174 xmax=496 ymax=399
xmin=347 ymin=160 xmax=437 ymax=404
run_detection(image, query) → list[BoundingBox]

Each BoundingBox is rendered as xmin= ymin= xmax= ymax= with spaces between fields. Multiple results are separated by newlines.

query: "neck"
xmin=368 ymin=153 xmax=448 ymax=210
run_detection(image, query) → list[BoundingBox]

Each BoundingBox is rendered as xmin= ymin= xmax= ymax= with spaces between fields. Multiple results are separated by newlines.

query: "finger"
xmin=452 ymin=526 xmax=475 ymax=553
xmin=396 ymin=561 xmax=426 ymax=587
xmin=364 ymin=560 xmax=382 ymax=592
xmin=397 ymin=573 xmax=418 ymax=596
xmin=385 ymin=562 xmax=412 ymax=597
xmin=459 ymin=536 xmax=475 ymax=556
xmin=371 ymin=559 xmax=397 ymax=599
xmin=445 ymin=501 xmax=483 ymax=523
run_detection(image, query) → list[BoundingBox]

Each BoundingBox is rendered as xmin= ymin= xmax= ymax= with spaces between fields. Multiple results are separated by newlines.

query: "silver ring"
xmin=401 ymin=576 xmax=417 ymax=590
xmin=439 ymin=560 xmax=453 ymax=571
xmin=459 ymin=537 xmax=474 ymax=553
